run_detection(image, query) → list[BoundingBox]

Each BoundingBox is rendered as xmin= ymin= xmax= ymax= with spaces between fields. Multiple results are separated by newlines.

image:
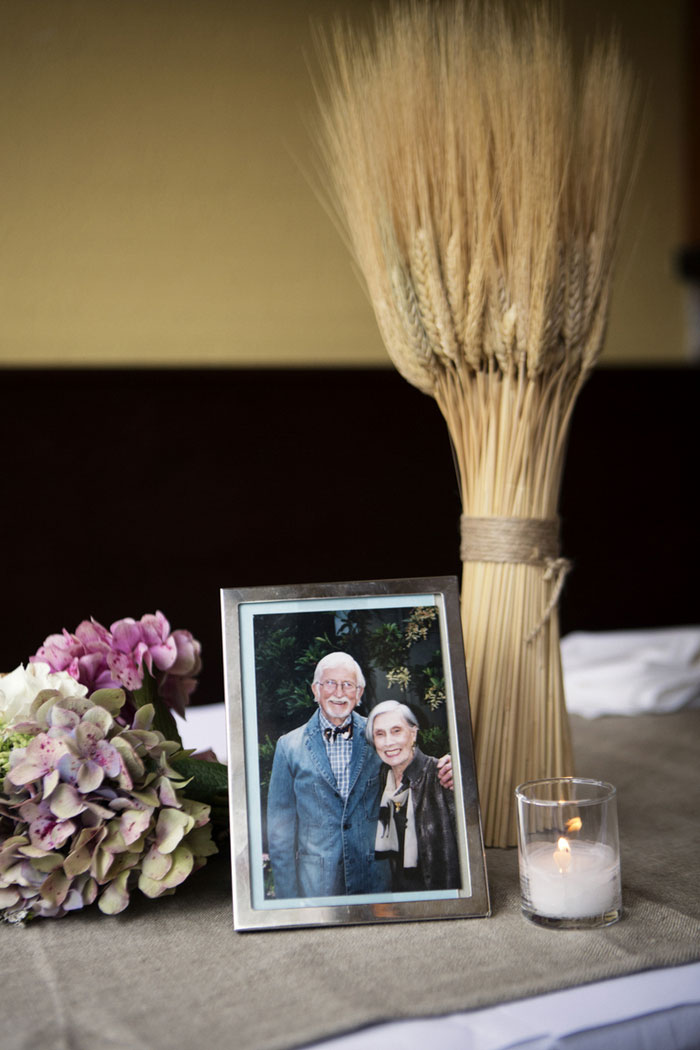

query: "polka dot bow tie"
xmin=324 ymin=722 xmax=353 ymax=742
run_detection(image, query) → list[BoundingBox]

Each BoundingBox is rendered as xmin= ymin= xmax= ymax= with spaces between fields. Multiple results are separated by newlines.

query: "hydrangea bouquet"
xmin=0 ymin=612 xmax=227 ymax=924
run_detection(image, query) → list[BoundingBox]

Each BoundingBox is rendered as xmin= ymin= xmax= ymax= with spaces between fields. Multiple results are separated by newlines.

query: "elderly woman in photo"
xmin=366 ymin=700 xmax=460 ymax=892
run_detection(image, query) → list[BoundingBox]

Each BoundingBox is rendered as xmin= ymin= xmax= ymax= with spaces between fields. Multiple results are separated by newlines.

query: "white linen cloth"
xmin=311 ymin=962 xmax=700 ymax=1050
xmin=561 ymin=626 xmax=700 ymax=718
xmin=176 ymin=702 xmax=228 ymax=759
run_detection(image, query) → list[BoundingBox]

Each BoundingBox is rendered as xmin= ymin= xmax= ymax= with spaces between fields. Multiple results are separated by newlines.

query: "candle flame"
xmin=566 ymin=817 xmax=582 ymax=833
xmin=553 ymin=836 xmax=571 ymax=874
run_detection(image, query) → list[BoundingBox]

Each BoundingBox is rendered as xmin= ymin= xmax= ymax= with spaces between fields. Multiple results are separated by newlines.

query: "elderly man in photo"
xmin=267 ymin=651 xmax=451 ymax=900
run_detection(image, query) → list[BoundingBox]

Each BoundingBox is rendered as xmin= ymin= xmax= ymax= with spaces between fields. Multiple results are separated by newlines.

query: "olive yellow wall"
xmin=0 ymin=0 xmax=689 ymax=367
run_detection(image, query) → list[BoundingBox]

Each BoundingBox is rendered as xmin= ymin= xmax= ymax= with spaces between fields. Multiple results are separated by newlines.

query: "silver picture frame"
xmin=221 ymin=576 xmax=490 ymax=930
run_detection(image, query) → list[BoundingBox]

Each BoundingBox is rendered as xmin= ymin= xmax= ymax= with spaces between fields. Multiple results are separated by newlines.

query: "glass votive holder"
xmin=515 ymin=777 xmax=622 ymax=930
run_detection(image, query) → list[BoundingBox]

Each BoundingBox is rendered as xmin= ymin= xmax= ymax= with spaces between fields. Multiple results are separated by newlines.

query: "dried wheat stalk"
xmin=314 ymin=2 xmax=637 ymax=846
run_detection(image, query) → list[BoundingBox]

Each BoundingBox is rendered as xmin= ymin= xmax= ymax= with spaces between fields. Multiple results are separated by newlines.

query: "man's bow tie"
xmin=324 ymin=722 xmax=353 ymax=742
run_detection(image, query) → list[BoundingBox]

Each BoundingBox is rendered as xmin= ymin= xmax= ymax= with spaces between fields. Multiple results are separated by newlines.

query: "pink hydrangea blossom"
xmin=33 ymin=621 xmax=119 ymax=693
xmin=168 ymin=630 xmax=202 ymax=677
xmin=159 ymin=673 xmax=198 ymax=719
xmin=138 ymin=612 xmax=179 ymax=673
xmin=30 ymin=612 xmax=201 ymax=716
xmin=33 ymin=630 xmax=84 ymax=677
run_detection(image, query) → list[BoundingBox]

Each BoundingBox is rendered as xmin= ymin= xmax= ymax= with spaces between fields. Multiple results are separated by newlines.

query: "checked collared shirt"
xmin=318 ymin=709 xmax=353 ymax=800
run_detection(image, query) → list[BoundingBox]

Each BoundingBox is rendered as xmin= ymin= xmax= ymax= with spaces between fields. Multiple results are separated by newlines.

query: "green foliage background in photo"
xmin=253 ymin=604 xmax=449 ymax=814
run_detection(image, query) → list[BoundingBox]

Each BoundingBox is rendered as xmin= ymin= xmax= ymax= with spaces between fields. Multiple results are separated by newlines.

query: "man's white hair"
xmin=312 ymin=652 xmax=365 ymax=689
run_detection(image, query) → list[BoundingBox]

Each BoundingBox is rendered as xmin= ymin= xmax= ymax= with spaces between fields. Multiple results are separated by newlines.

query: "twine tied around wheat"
xmin=460 ymin=516 xmax=571 ymax=642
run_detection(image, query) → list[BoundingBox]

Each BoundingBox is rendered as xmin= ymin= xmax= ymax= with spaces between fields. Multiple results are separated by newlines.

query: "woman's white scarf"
xmin=375 ymin=767 xmax=418 ymax=868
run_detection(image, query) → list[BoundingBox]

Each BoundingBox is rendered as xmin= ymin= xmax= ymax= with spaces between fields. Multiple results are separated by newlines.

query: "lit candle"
xmin=553 ymin=836 xmax=571 ymax=873
xmin=516 ymin=777 xmax=622 ymax=928
xmin=521 ymin=838 xmax=621 ymax=919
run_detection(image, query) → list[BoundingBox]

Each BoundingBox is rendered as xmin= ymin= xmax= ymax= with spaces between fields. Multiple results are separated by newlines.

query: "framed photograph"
xmin=221 ymin=576 xmax=490 ymax=930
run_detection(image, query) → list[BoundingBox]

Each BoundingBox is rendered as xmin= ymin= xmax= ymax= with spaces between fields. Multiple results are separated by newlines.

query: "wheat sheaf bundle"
xmin=315 ymin=1 xmax=638 ymax=846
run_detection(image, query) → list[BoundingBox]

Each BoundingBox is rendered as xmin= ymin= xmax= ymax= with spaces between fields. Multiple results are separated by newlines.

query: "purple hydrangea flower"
xmin=0 ymin=689 xmax=216 ymax=922
xmin=29 ymin=612 xmax=202 ymax=717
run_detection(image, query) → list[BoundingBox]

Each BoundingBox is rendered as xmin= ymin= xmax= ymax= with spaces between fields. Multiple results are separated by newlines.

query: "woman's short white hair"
xmin=365 ymin=700 xmax=418 ymax=744
xmin=312 ymin=652 xmax=365 ymax=689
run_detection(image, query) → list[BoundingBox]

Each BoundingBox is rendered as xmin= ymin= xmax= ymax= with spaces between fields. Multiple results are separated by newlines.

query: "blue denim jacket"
xmin=267 ymin=710 xmax=392 ymax=899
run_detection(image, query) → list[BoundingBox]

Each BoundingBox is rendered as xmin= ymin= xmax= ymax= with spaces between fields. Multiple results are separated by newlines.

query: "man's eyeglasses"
xmin=319 ymin=680 xmax=358 ymax=693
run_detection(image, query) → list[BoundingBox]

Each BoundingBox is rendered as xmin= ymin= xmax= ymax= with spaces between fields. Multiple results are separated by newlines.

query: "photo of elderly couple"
xmin=253 ymin=603 xmax=463 ymax=902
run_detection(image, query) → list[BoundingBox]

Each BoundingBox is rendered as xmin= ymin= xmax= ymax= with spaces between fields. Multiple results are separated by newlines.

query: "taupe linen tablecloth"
xmin=2 ymin=711 xmax=699 ymax=1050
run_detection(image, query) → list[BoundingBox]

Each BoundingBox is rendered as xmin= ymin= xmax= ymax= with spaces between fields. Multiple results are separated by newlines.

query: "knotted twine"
xmin=460 ymin=516 xmax=571 ymax=642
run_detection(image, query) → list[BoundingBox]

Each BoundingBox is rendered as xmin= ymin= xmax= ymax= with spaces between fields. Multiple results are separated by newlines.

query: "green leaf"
xmin=150 ymin=702 xmax=182 ymax=747
xmin=131 ymin=672 xmax=182 ymax=747
xmin=170 ymin=756 xmax=228 ymax=803
xmin=130 ymin=673 xmax=157 ymax=709
xmin=171 ymin=756 xmax=229 ymax=837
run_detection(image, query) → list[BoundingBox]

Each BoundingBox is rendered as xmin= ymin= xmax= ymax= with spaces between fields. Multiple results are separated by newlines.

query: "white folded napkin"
xmin=561 ymin=626 xmax=700 ymax=718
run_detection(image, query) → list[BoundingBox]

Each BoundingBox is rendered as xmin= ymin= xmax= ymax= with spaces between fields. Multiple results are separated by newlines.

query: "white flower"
xmin=0 ymin=662 xmax=87 ymax=729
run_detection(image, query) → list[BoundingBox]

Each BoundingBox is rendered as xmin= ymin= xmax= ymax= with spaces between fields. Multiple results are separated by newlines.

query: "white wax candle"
xmin=521 ymin=840 xmax=621 ymax=919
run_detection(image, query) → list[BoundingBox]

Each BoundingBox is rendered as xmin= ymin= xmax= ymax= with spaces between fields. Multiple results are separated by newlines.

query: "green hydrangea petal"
xmin=89 ymin=689 xmax=125 ymax=716
xmin=180 ymin=798 xmax=211 ymax=828
xmin=77 ymin=760 xmax=105 ymax=794
xmin=154 ymin=809 xmax=193 ymax=854
xmin=17 ymin=842 xmax=60 ymax=862
xmin=100 ymin=822 xmax=127 ymax=855
xmin=124 ymin=729 xmax=161 ymax=751
xmin=132 ymin=704 xmax=155 ymax=730
xmin=49 ymin=783 xmax=87 ymax=820
xmin=158 ymin=844 xmax=194 ymax=890
xmin=41 ymin=869 xmax=70 ymax=907
xmin=0 ymin=887 xmax=21 ymax=907
xmin=82 ymin=876 xmax=98 ymax=906
xmin=82 ymin=706 xmax=112 ymax=735
xmin=154 ymin=775 xmax=180 ymax=808
xmin=64 ymin=850 xmax=91 ymax=879
xmin=75 ymin=722 xmax=102 ymax=753
xmin=54 ymin=697 xmax=92 ymax=718
xmin=84 ymin=799 xmax=113 ymax=820
xmin=48 ymin=706 xmax=80 ymax=731
xmin=140 ymin=845 xmax=172 ymax=881
xmin=111 ymin=737 xmax=144 ymax=781
xmin=64 ymin=827 xmax=105 ymax=878
xmin=31 ymin=691 xmax=62 ymax=724
xmin=136 ymin=872 xmax=166 ymax=899
xmin=8 ymin=737 xmax=68 ymax=785
xmin=129 ymin=788 xmax=159 ymax=808
xmin=119 ymin=808 xmax=152 ymax=846
xmin=183 ymin=824 xmax=218 ymax=859
xmin=138 ymin=844 xmax=193 ymax=897
xmin=1 ymin=835 xmax=30 ymax=860
xmin=104 ymin=851 xmax=140 ymax=881
xmin=91 ymin=846 xmax=115 ymax=883
xmin=98 ymin=870 xmax=131 ymax=915
xmin=2 ymin=861 xmax=31 ymax=885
